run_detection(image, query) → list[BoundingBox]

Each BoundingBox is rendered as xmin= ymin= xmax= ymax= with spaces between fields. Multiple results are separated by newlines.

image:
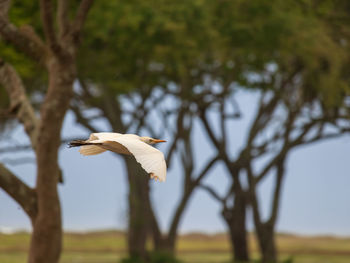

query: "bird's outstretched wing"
xmin=73 ymin=133 xmax=167 ymax=182
xmin=78 ymin=132 xmax=128 ymax=155
xmin=113 ymin=135 xmax=167 ymax=182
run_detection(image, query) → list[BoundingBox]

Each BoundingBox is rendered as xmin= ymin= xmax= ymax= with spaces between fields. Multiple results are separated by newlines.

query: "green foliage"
xmin=0 ymin=0 xmax=44 ymax=85
xmin=121 ymin=252 xmax=182 ymax=263
xmin=2 ymin=0 xmax=350 ymax=108
xmin=2 ymin=232 xmax=350 ymax=263
xmin=149 ymin=252 xmax=182 ymax=263
xmin=78 ymin=0 xmax=215 ymax=95
xmin=208 ymin=0 xmax=350 ymax=106
xmin=1 ymin=0 xmax=349 ymax=137
xmin=121 ymin=255 xmax=145 ymax=263
xmin=281 ymin=257 xmax=294 ymax=263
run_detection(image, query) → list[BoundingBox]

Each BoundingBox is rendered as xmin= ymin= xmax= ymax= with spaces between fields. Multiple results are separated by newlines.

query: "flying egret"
xmin=69 ymin=133 xmax=167 ymax=182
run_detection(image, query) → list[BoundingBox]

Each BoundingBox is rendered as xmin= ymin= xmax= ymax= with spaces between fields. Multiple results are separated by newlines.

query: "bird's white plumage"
xmin=78 ymin=133 xmax=167 ymax=182
xmin=79 ymin=145 xmax=107 ymax=155
xmin=116 ymin=135 xmax=167 ymax=182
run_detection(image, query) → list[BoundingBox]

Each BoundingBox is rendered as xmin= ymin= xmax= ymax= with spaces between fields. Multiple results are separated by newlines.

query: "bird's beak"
xmin=153 ymin=139 xmax=166 ymax=143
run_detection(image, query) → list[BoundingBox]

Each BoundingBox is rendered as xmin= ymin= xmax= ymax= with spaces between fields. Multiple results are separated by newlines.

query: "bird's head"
xmin=140 ymin=136 xmax=166 ymax=145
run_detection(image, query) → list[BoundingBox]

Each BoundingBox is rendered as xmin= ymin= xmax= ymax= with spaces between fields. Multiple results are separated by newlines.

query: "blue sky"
xmin=1 ymin=90 xmax=350 ymax=236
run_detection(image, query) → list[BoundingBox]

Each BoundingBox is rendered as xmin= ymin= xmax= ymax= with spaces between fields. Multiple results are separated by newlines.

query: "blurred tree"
xmin=71 ymin=0 xmax=219 ymax=261
xmin=0 ymin=0 xmax=93 ymax=262
xmin=198 ymin=0 xmax=350 ymax=262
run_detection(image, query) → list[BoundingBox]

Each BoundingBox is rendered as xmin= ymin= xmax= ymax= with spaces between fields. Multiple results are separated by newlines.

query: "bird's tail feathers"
xmin=68 ymin=140 xmax=102 ymax=148
xmin=68 ymin=140 xmax=106 ymax=156
xmin=68 ymin=140 xmax=87 ymax=147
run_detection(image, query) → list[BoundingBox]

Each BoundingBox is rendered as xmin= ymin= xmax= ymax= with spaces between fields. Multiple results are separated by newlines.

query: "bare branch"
xmin=0 ymin=144 xmax=33 ymax=153
xmin=149 ymin=202 xmax=162 ymax=247
xmin=165 ymin=135 xmax=178 ymax=167
xmin=0 ymin=163 xmax=37 ymax=220
xmin=219 ymin=99 xmax=227 ymax=144
xmin=193 ymin=155 xmax=220 ymax=185
xmin=167 ymin=189 xmax=192 ymax=242
xmin=70 ymin=104 xmax=99 ymax=133
xmin=1 ymin=157 xmax=35 ymax=165
xmin=57 ymin=0 xmax=70 ymax=39
xmin=293 ymin=128 xmax=350 ymax=149
xmin=0 ymin=144 xmax=32 ymax=154
xmin=165 ymin=107 xmax=186 ymax=166
xmin=0 ymin=136 xmax=90 ymax=154
xmin=246 ymin=92 xmax=279 ymax=147
xmin=253 ymin=105 xmax=298 ymax=183
xmin=71 ymin=0 xmax=94 ymax=44
xmin=199 ymin=183 xmax=225 ymax=203
xmin=268 ymin=159 xmax=285 ymax=224
xmin=255 ymin=153 xmax=282 ymax=183
xmin=0 ymin=60 xmax=39 ymax=149
xmin=199 ymin=109 xmax=223 ymax=152
xmin=40 ymin=0 xmax=60 ymax=52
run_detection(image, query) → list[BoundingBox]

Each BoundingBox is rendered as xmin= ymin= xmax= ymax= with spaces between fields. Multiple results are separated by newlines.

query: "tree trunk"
xmin=256 ymin=223 xmax=277 ymax=263
xmin=222 ymin=190 xmax=249 ymax=262
xmin=124 ymin=156 xmax=152 ymax=260
xmin=151 ymin=183 xmax=195 ymax=256
xmin=153 ymin=236 xmax=175 ymax=254
xmin=28 ymin=58 xmax=75 ymax=263
xmin=99 ymin=96 xmax=154 ymax=261
xmin=252 ymin=159 xmax=285 ymax=263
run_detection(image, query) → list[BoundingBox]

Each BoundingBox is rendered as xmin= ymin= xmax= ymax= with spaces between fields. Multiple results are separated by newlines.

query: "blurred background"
xmin=1 ymin=1 xmax=350 ymax=263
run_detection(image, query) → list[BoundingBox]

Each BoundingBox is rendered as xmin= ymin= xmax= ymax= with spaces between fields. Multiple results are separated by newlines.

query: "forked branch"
xmin=0 ymin=59 xmax=39 ymax=149
xmin=40 ymin=0 xmax=59 ymax=51
xmin=0 ymin=163 xmax=37 ymax=220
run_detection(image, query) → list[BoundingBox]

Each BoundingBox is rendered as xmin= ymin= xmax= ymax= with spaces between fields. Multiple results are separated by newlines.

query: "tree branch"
xmin=0 ymin=59 xmax=39 ymax=149
xmin=165 ymin=135 xmax=178 ymax=167
xmin=0 ymin=136 xmax=89 ymax=154
xmin=268 ymin=158 xmax=286 ymax=225
xmin=254 ymin=105 xmax=298 ymax=183
xmin=0 ymin=144 xmax=32 ymax=154
xmin=199 ymin=183 xmax=225 ymax=203
xmin=246 ymin=163 xmax=262 ymax=227
xmin=0 ymin=0 xmax=46 ymax=62
xmin=71 ymin=0 xmax=94 ymax=44
xmin=40 ymin=0 xmax=59 ymax=52
xmin=165 ymin=107 xmax=186 ymax=166
xmin=1 ymin=157 xmax=35 ymax=166
xmin=199 ymin=109 xmax=223 ymax=152
xmin=57 ymin=0 xmax=70 ymax=39
xmin=193 ymin=155 xmax=220 ymax=185
xmin=255 ymin=153 xmax=282 ymax=183
xmin=293 ymin=128 xmax=350 ymax=149
xmin=149 ymin=201 xmax=162 ymax=247
xmin=0 ymin=163 xmax=37 ymax=220
xmin=167 ymin=189 xmax=192 ymax=243
xmin=246 ymin=92 xmax=279 ymax=147
xmin=70 ymin=104 xmax=99 ymax=133
xmin=219 ymin=98 xmax=227 ymax=143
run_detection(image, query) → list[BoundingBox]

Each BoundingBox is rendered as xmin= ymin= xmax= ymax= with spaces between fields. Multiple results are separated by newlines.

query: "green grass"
xmin=0 ymin=230 xmax=350 ymax=263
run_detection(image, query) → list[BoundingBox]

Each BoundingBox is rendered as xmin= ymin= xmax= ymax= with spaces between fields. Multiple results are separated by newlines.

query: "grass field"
xmin=0 ymin=230 xmax=349 ymax=263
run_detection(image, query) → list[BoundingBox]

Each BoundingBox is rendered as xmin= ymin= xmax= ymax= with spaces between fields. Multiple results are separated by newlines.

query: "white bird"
xmin=69 ymin=132 xmax=167 ymax=182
